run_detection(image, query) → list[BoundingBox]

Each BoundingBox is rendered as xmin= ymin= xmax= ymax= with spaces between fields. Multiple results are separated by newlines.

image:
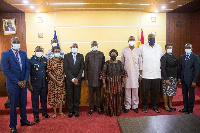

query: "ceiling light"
xmin=30 ymin=6 xmax=35 ymax=9
xmin=161 ymin=6 xmax=166 ymax=9
xmin=178 ymin=5 xmax=182 ymax=6
xmin=49 ymin=3 xmax=86 ymax=5
xmin=36 ymin=10 xmax=40 ymax=13
xmin=155 ymin=10 xmax=159 ymax=13
xmin=23 ymin=1 xmax=29 ymax=4
xmin=169 ymin=1 xmax=176 ymax=3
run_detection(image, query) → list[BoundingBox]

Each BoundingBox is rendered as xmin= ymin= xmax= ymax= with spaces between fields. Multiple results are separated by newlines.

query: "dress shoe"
xmin=74 ymin=112 xmax=79 ymax=117
xmin=97 ymin=109 xmax=103 ymax=115
xmin=34 ymin=117 xmax=40 ymax=123
xmin=68 ymin=112 xmax=73 ymax=118
xmin=178 ymin=109 xmax=188 ymax=113
xmin=153 ymin=107 xmax=160 ymax=113
xmin=10 ymin=128 xmax=18 ymax=133
xmin=142 ymin=108 xmax=148 ymax=113
xmin=88 ymin=110 xmax=93 ymax=116
xmin=42 ymin=113 xmax=50 ymax=118
xmin=133 ymin=108 xmax=139 ymax=113
xmin=21 ymin=120 xmax=35 ymax=126
xmin=124 ymin=109 xmax=130 ymax=113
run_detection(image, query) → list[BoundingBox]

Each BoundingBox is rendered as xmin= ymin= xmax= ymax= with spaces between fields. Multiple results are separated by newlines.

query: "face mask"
xmin=54 ymin=53 xmax=60 ymax=57
xmin=36 ymin=52 xmax=43 ymax=58
xmin=111 ymin=56 xmax=117 ymax=61
xmin=52 ymin=43 xmax=58 ymax=47
xmin=72 ymin=48 xmax=78 ymax=54
xmin=185 ymin=49 xmax=192 ymax=54
xmin=166 ymin=49 xmax=172 ymax=54
xmin=129 ymin=41 xmax=135 ymax=46
xmin=92 ymin=46 xmax=98 ymax=51
xmin=148 ymin=38 xmax=155 ymax=45
xmin=12 ymin=44 xmax=20 ymax=51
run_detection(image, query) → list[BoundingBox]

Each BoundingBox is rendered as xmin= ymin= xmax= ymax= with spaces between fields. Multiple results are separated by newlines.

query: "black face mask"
xmin=111 ymin=56 xmax=117 ymax=61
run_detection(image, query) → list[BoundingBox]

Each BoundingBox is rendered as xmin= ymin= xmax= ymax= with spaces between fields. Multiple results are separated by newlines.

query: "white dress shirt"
xmin=139 ymin=43 xmax=163 ymax=79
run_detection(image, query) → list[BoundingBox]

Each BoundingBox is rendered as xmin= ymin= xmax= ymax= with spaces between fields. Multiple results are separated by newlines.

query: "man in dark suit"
xmin=5 ymin=20 xmax=15 ymax=31
xmin=178 ymin=43 xmax=199 ymax=114
xmin=1 ymin=37 xmax=35 ymax=133
xmin=64 ymin=43 xmax=84 ymax=118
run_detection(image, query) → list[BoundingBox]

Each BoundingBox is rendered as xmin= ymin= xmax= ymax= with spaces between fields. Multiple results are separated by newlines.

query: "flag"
xmin=139 ymin=29 xmax=144 ymax=47
xmin=54 ymin=30 xmax=59 ymax=46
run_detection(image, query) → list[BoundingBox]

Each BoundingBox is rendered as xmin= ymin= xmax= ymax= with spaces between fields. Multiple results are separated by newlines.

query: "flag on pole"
xmin=54 ymin=29 xmax=59 ymax=46
xmin=139 ymin=29 xmax=144 ymax=47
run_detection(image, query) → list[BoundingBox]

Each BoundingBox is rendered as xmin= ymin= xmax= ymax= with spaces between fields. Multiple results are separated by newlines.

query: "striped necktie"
xmin=15 ymin=51 xmax=20 ymax=66
xmin=185 ymin=54 xmax=189 ymax=64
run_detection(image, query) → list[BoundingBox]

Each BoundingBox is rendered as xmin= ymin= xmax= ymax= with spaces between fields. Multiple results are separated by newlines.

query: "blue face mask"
xmin=148 ymin=38 xmax=155 ymax=45
xmin=185 ymin=49 xmax=192 ymax=54
xmin=72 ymin=48 xmax=78 ymax=53
xmin=92 ymin=46 xmax=98 ymax=51
xmin=167 ymin=49 xmax=172 ymax=54
xmin=54 ymin=53 xmax=60 ymax=57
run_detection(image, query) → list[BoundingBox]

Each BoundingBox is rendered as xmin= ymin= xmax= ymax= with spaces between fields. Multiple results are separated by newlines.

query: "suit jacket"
xmin=64 ymin=52 xmax=84 ymax=82
xmin=5 ymin=27 xmax=15 ymax=31
xmin=180 ymin=52 xmax=199 ymax=85
xmin=1 ymin=49 xmax=30 ymax=89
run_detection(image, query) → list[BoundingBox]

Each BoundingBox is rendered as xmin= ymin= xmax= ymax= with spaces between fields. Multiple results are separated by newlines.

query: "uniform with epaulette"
xmin=29 ymin=55 xmax=48 ymax=119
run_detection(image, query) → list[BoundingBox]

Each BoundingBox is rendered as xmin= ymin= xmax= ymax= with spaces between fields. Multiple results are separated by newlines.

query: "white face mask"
xmin=12 ymin=44 xmax=20 ymax=51
xmin=92 ymin=46 xmax=98 ymax=51
xmin=54 ymin=53 xmax=60 ymax=57
xmin=185 ymin=49 xmax=192 ymax=54
xmin=129 ymin=41 xmax=135 ymax=46
xmin=36 ymin=52 xmax=43 ymax=58
xmin=52 ymin=43 xmax=57 ymax=47
xmin=166 ymin=49 xmax=172 ymax=54
xmin=72 ymin=48 xmax=78 ymax=54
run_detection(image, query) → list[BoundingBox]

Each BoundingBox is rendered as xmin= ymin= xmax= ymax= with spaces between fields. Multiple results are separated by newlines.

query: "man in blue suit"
xmin=1 ymin=37 xmax=34 ymax=133
xmin=178 ymin=43 xmax=199 ymax=114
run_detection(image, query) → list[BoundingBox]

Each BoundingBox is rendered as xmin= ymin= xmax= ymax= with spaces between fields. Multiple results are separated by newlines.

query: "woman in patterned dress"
xmin=161 ymin=43 xmax=179 ymax=112
xmin=100 ymin=49 xmax=127 ymax=116
xmin=47 ymin=46 xmax=65 ymax=118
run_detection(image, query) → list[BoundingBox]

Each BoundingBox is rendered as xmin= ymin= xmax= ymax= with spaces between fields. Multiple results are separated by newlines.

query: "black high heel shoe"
xmin=169 ymin=107 xmax=176 ymax=111
xmin=163 ymin=107 xmax=172 ymax=112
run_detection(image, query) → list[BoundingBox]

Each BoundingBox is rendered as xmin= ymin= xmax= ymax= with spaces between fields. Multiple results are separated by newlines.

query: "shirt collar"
xmin=11 ymin=48 xmax=19 ymax=54
xmin=72 ymin=52 xmax=77 ymax=56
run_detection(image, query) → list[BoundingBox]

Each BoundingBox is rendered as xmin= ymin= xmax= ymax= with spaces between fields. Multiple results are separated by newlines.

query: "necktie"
xmin=15 ymin=51 xmax=20 ymax=66
xmin=185 ymin=54 xmax=189 ymax=64
xmin=73 ymin=54 xmax=76 ymax=65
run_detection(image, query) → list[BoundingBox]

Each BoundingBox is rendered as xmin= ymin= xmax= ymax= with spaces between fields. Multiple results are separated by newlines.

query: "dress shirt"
xmin=139 ymin=43 xmax=163 ymax=79
xmin=72 ymin=52 xmax=77 ymax=65
xmin=12 ymin=49 xmax=22 ymax=70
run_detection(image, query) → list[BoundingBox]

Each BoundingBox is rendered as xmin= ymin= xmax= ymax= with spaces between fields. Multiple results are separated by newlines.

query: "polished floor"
xmin=118 ymin=114 xmax=200 ymax=133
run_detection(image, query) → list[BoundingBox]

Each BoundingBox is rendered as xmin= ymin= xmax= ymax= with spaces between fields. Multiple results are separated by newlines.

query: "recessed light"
xmin=36 ymin=10 xmax=40 ymax=13
xmin=30 ymin=6 xmax=35 ymax=9
xmin=161 ymin=6 xmax=166 ymax=9
xmin=155 ymin=10 xmax=159 ymax=13
xmin=178 ymin=5 xmax=182 ymax=6
xmin=23 ymin=1 xmax=29 ymax=4
xmin=169 ymin=1 xmax=176 ymax=3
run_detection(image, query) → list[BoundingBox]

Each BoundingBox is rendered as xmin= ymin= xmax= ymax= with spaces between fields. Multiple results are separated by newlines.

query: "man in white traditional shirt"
xmin=139 ymin=33 xmax=163 ymax=113
xmin=45 ymin=38 xmax=64 ymax=60
xmin=121 ymin=36 xmax=142 ymax=113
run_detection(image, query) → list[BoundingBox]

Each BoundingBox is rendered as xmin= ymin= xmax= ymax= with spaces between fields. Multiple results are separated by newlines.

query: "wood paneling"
xmin=0 ymin=12 xmax=26 ymax=96
xmin=166 ymin=13 xmax=192 ymax=60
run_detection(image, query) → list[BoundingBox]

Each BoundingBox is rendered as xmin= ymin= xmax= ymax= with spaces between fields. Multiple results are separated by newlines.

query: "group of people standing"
xmin=1 ymin=34 xmax=199 ymax=133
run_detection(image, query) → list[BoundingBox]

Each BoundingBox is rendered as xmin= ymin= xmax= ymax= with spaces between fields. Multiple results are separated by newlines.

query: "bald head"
xmin=148 ymin=34 xmax=155 ymax=39
xmin=128 ymin=36 xmax=135 ymax=42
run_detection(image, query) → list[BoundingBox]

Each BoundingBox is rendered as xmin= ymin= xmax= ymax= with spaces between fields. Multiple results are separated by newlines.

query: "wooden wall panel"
xmin=0 ymin=12 xmax=26 ymax=96
xmin=166 ymin=13 xmax=192 ymax=60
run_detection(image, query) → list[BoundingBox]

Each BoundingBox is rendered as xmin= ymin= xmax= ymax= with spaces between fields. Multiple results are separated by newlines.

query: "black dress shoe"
xmin=74 ymin=112 xmax=79 ymax=117
xmin=21 ymin=120 xmax=35 ymax=126
xmin=88 ymin=110 xmax=93 ymax=116
xmin=97 ymin=109 xmax=103 ymax=115
xmin=34 ymin=117 xmax=40 ymax=123
xmin=153 ymin=107 xmax=160 ymax=113
xmin=124 ymin=109 xmax=130 ymax=113
xmin=163 ymin=107 xmax=172 ymax=112
xmin=178 ymin=109 xmax=188 ymax=113
xmin=10 ymin=128 xmax=18 ymax=133
xmin=133 ymin=108 xmax=139 ymax=113
xmin=42 ymin=113 xmax=50 ymax=118
xmin=68 ymin=112 xmax=73 ymax=118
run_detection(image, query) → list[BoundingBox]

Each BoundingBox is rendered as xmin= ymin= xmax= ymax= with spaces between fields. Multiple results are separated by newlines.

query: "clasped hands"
xmin=72 ymin=78 xmax=79 ymax=85
xmin=17 ymin=80 xmax=27 ymax=88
